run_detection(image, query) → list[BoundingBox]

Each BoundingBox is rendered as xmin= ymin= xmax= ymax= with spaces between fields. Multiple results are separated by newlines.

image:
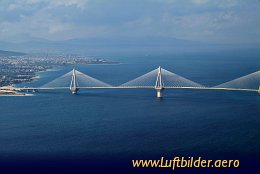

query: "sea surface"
xmin=0 ymin=52 xmax=260 ymax=173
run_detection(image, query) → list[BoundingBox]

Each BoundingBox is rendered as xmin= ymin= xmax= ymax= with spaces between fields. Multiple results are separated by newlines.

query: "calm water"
xmin=0 ymin=52 xmax=260 ymax=173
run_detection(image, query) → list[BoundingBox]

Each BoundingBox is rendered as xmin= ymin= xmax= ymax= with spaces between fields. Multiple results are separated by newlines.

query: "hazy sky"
xmin=1 ymin=0 xmax=260 ymax=44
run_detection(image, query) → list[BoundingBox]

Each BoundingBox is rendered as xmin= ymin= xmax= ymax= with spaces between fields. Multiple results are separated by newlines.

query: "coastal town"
xmin=0 ymin=54 xmax=116 ymax=87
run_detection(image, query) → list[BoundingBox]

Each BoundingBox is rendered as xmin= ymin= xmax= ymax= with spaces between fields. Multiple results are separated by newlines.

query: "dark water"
xmin=0 ymin=52 xmax=260 ymax=173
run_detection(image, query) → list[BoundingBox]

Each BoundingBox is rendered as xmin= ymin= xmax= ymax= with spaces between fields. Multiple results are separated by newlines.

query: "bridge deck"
xmin=3 ymin=86 xmax=256 ymax=92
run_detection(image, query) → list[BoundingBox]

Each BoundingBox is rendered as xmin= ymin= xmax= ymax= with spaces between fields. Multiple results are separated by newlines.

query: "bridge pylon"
xmin=70 ymin=68 xmax=79 ymax=94
xmin=155 ymin=66 xmax=164 ymax=98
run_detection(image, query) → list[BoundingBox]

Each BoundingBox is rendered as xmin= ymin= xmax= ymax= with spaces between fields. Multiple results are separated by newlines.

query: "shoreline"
xmin=0 ymin=87 xmax=33 ymax=96
xmin=0 ymin=94 xmax=34 ymax=96
xmin=32 ymin=75 xmax=41 ymax=79
xmin=0 ymin=92 xmax=33 ymax=96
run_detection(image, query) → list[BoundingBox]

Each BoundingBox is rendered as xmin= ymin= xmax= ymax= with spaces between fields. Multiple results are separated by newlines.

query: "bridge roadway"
xmin=6 ymin=86 xmax=258 ymax=92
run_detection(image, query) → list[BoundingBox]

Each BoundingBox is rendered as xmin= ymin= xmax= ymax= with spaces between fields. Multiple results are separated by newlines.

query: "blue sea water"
xmin=0 ymin=52 xmax=260 ymax=173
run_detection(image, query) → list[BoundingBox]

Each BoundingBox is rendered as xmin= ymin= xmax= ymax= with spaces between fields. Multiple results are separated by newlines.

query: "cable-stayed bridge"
xmin=2 ymin=66 xmax=260 ymax=98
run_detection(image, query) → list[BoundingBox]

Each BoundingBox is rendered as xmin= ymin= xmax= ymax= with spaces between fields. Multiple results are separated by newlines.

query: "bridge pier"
xmin=156 ymin=87 xmax=164 ymax=98
xmin=70 ymin=69 xmax=79 ymax=94
xmin=70 ymin=87 xmax=79 ymax=94
xmin=258 ymin=86 xmax=260 ymax=94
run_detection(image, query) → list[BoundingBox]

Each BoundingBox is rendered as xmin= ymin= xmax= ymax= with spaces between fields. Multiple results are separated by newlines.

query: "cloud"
xmin=7 ymin=0 xmax=42 ymax=11
xmin=48 ymin=0 xmax=87 ymax=9
xmin=191 ymin=0 xmax=208 ymax=5
xmin=125 ymin=16 xmax=153 ymax=27
xmin=0 ymin=0 xmax=260 ymax=43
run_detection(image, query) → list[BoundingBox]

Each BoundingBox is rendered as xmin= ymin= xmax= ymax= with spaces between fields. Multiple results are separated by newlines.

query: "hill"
xmin=0 ymin=50 xmax=26 ymax=57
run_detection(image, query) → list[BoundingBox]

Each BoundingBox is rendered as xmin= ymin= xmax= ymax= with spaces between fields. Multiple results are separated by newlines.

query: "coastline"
xmin=32 ymin=75 xmax=41 ymax=79
xmin=0 ymin=94 xmax=33 ymax=96
xmin=0 ymin=91 xmax=33 ymax=96
xmin=0 ymin=86 xmax=33 ymax=96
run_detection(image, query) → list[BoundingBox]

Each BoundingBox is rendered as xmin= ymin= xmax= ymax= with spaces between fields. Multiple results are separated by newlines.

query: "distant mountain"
xmin=0 ymin=37 xmax=259 ymax=55
xmin=0 ymin=49 xmax=26 ymax=56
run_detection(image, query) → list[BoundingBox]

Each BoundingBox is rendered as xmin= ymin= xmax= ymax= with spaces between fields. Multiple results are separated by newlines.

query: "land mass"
xmin=1 ymin=37 xmax=260 ymax=55
xmin=0 ymin=50 xmax=118 ymax=87
xmin=0 ymin=49 xmax=26 ymax=57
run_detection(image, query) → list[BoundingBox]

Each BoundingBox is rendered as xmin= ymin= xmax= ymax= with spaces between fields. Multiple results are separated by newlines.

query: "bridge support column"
xmin=155 ymin=66 xmax=164 ymax=98
xmin=70 ymin=87 xmax=78 ymax=94
xmin=156 ymin=88 xmax=164 ymax=98
xmin=70 ymin=69 xmax=79 ymax=94
xmin=258 ymin=86 xmax=260 ymax=94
